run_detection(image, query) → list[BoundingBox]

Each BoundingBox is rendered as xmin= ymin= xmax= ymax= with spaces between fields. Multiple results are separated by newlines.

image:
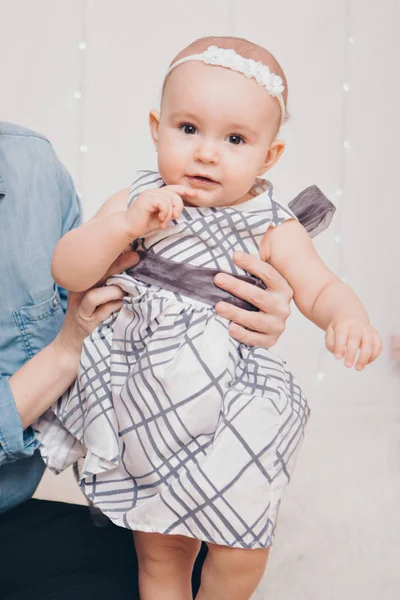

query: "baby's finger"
xmin=164 ymin=185 xmax=199 ymax=199
xmin=355 ymin=334 xmax=373 ymax=371
xmin=369 ymin=334 xmax=383 ymax=363
xmin=171 ymin=193 xmax=184 ymax=219
xmin=325 ymin=324 xmax=335 ymax=353
xmin=332 ymin=324 xmax=349 ymax=359
xmin=158 ymin=198 xmax=173 ymax=226
xmin=344 ymin=328 xmax=362 ymax=368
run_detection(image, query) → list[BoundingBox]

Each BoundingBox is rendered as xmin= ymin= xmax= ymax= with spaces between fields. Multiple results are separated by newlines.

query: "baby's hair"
xmin=162 ymin=36 xmax=289 ymax=126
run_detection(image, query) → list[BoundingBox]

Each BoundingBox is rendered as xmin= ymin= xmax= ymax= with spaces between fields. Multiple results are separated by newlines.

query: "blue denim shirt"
xmin=0 ymin=122 xmax=81 ymax=512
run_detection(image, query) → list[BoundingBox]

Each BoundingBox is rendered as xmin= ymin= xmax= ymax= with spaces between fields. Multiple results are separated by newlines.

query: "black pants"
xmin=0 ymin=499 xmax=207 ymax=600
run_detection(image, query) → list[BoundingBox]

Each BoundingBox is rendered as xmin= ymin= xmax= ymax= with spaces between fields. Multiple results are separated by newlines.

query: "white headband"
xmin=165 ymin=45 xmax=286 ymax=125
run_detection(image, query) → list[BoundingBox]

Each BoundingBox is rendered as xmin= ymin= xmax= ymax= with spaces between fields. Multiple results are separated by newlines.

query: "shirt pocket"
xmin=13 ymin=285 xmax=64 ymax=360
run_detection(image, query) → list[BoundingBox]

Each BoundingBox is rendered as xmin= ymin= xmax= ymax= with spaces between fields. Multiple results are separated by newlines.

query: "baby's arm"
xmin=52 ymin=188 xmax=134 ymax=291
xmin=262 ymin=220 xmax=382 ymax=369
xmin=52 ymin=185 xmax=197 ymax=292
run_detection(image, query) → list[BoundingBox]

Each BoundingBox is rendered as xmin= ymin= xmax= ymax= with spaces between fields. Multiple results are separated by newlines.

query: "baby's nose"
xmin=194 ymin=139 xmax=219 ymax=163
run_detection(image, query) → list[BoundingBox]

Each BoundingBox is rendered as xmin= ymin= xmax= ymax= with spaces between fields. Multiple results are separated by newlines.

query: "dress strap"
xmin=289 ymin=185 xmax=336 ymax=238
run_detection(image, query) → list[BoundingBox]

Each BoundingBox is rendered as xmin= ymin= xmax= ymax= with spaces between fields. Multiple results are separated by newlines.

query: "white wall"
xmin=1 ymin=1 xmax=400 ymax=598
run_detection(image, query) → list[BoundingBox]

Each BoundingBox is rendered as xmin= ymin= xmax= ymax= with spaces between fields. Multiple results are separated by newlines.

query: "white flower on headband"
xmin=164 ymin=45 xmax=286 ymax=126
xmin=203 ymin=46 xmax=284 ymax=97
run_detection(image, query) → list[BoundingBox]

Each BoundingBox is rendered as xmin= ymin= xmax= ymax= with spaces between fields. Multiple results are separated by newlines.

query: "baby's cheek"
xmin=159 ymin=148 xmax=186 ymax=181
xmin=229 ymin=165 xmax=257 ymax=194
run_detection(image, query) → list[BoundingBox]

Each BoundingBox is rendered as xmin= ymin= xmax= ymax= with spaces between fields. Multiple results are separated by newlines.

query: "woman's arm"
xmin=10 ymin=251 xmax=139 ymax=430
xmin=11 ymin=285 xmax=123 ymax=429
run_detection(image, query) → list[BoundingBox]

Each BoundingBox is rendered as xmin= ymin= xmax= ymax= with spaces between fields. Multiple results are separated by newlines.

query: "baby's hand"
xmin=125 ymin=185 xmax=198 ymax=237
xmin=325 ymin=317 xmax=382 ymax=371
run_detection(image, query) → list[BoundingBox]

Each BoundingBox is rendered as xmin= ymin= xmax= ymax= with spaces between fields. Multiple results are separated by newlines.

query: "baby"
xmin=36 ymin=36 xmax=381 ymax=600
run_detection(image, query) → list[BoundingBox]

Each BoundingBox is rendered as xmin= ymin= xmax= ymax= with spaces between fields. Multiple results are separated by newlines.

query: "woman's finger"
xmin=227 ymin=323 xmax=272 ymax=348
xmin=232 ymin=252 xmax=293 ymax=299
xmin=92 ymin=299 xmax=123 ymax=325
xmin=215 ymin=301 xmax=285 ymax=336
xmin=214 ymin=272 xmax=291 ymax=321
xmin=214 ymin=273 xmax=268 ymax=310
xmin=79 ymin=285 xmax=125 ymax=319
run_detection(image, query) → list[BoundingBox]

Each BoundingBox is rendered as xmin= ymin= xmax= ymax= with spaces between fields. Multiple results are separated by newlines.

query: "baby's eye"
xmin=228 ymin=135 xmax=245 ymax=145
xmin=180 ymin=124 xmax=197 ymax=135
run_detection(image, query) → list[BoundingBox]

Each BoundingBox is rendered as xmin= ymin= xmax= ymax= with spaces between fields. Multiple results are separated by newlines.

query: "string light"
xmin=317 ymin=0 xmax=353 ymax=384
xmin=76 ymin=1 xmax=88 ymax=199
xmin=335 ymin=0 xmax=354 ymax=283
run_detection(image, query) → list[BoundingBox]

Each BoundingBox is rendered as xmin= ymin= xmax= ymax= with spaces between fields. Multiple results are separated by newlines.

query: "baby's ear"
xmin=149 ymin=109 xmax=161 ymax=149
xmin=259 ymin=139 xmax=285 ymax=175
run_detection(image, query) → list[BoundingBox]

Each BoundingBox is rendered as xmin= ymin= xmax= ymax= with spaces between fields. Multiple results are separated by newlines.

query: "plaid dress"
xmin=35 ymin=171 xmax=310 ymax=549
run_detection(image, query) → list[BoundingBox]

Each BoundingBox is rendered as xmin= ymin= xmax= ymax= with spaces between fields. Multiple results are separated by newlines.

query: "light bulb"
xmin=343 ymin=140 xmax=350 ymax=149
xmin=74 ymin=91 xmax=82 ymax=99
xmin=343 ymin=83 xmax=350 ymax=92
xmin=78 ymin=42 xmax=87 ymax=50
xmin=317 ymin=372 xmax=325 ymax=381
xmin=80 ymin=145 xmax=88 ymax=153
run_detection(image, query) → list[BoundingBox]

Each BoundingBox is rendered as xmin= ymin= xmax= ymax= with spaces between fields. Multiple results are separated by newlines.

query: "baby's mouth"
xmin=186 ymin=175 xmax=219 ymax=187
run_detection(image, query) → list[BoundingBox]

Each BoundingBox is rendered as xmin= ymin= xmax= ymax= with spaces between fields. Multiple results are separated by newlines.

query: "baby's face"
xmin=150 ymin=61 xmax=284 ymax=207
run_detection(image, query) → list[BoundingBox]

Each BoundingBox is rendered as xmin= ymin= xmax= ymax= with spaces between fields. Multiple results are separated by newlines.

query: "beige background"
xmin=1 ymin=0 xmax=400 ymax=598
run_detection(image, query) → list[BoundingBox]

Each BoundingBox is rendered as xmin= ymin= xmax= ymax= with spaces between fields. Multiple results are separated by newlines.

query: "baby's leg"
xmin=196 ymin=543 xmax=269 ymax=600
xmin=134 ymin=531 xmax=201 ymax=600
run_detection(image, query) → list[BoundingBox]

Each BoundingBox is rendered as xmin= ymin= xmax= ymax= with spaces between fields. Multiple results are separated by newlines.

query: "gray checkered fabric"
xmin=35 ymin=171 xmax=310 ymax=549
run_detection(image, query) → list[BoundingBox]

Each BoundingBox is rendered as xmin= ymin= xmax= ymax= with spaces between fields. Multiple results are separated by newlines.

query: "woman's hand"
xmin=56 ymin=250 xmax=140 ymax=357
xmin=214 ymin=251 xmax=293 ymax=348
